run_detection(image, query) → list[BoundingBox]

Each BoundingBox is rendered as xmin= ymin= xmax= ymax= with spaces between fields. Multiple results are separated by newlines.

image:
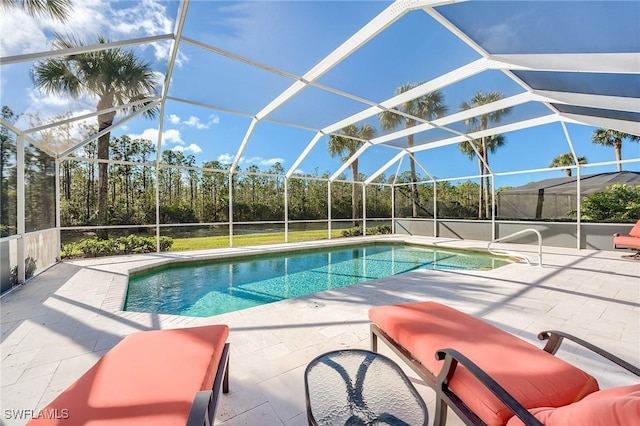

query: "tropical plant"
xmin=459 ymin=134 xmax=505 ymax=218
xmin=342 ymin=224 xmax=392 ymax=237
xmin=570 ymin=184 xmax=640 ymax=222
xmin=379 ymin=84 xmax=447 ymax=217
xmin=1 ymin=0 xmax=73 ymax=21
xmin=328 ymin=124 xmax=377 ymax=225
xmin=458 ymin=91 xmax=511 ymax=218
xmin=31 ymin=34 xmax=158 ymax=239
xmin=549 ymin=153 xmax=587 ymax=177
xmin=591 ymin=129 xmax=640 ymax=172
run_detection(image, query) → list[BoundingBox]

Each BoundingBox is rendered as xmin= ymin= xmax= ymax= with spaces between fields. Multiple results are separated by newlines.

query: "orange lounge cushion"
xmin=506 ymin=384 xmax=640 ymax=426
xmin=629 ymin=220 xmax=640 ymax=238
xmin=614 ymin=235 xmax=640 ymax=248
xmin=369 ymin=302 xmax=599 ymax=426
xmin=28 ymin=325 xmax=229 ymax=426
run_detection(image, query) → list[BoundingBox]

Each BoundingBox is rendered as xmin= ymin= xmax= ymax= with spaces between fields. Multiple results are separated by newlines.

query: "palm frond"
xmin=328 ymin=124 xmax=377 ymax=160
xmin=378 ymin=110 xmax=403 ymax=130
xmin=32 ymin=34 xmax=158 ymax=111
xmin=458 ymin=140 xmax=481 ymax=160
xmin=2 ymin=0 xmax=73 ymax=22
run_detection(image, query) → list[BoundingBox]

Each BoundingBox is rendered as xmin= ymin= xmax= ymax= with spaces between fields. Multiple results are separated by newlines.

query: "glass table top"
xmin=304 ymin=349 xmax=428 ymax=426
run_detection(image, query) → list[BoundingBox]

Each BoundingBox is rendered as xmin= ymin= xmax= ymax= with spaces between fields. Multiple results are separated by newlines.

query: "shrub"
xmin=569 ymin=184 xmax=640 ymax=222
xmin=342 ymin=226 xmax=362 ymax=237
xmin=78 ymin=238 xmax=117 ymax=257
xmin=370 ymin=225 xmax=392 ymax=235
xmin=159 ymin=236 xmax=173 ymax=251
xmin=0 ymin=224 xmax=14 ymax=238
xmin=341 ymin=224 xmax=392 ymax=237
xmin=63 ymin=235 xmax=173 ymax=258
xmin=60 ymin=242 xmax=80 ymax=259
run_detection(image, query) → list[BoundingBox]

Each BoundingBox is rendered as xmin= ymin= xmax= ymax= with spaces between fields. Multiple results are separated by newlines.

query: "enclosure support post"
xmin=327 ymin=181 xmax=332 ymax=240
xmin=153 ymin=166 xmax=161 ymax=252
xmin=16 ymin=134 xmax=25 ymax=283
xmin=391 ymin=184 xmax=395 ymax=234
xmin=55 ymin=158 xmax=61 ymax=259
xmin=228 ymin=172 xmax=234 ymax=247
xmin=284 ymin=177 xmax=289 ymax=243
xmin=433 ymin=180 xmax=437 ymax=237
xmin=561 ymin=122 xmax=581 ymax=249
xmin=576 ymin=166 xmax=581 ymax=249
xmin=362 ymin=184 xmax=367 ymax=236
xmin=491 ymin=174 xmax=496 ymax=241
xmin=153 ymin=122 xmax=162 ymax=253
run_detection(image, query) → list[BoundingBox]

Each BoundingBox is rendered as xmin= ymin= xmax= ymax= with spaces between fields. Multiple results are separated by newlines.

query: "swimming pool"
xmin=125 ymin=243 xmax=510 ymax=317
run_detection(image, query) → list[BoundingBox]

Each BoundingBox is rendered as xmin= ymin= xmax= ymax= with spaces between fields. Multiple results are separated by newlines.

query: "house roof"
xmin=500 ymin=171 xmax=640 ymax=195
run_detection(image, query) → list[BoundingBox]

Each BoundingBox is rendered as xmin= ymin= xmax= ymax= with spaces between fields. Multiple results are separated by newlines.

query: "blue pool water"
xmin=125 ymin=243 xmax=509 ymax=317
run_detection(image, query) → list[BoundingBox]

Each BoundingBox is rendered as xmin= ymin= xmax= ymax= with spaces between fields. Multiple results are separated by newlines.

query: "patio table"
xmin=304 ymin=349 xmax=428 ymax=426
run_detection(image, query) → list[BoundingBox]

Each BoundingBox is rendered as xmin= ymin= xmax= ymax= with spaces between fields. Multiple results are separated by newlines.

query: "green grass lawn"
xmin=61 ymin=229 xmax=349 ymax=258
xmin=169 ymin=229 xmax=345 ymax=251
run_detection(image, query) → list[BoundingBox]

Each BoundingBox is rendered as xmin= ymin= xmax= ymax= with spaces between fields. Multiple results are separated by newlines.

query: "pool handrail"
xmin=487 ymin=228 xmax=543 ymax=267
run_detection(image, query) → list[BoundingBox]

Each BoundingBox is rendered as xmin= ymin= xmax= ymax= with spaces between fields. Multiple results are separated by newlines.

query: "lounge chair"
xmin=614 ymin=220 xmax=640 ymax=257
xmin=369 ymin=301 xmax=639 ymax=426
xmin=27 ymin=325 xmax=230 ymax=426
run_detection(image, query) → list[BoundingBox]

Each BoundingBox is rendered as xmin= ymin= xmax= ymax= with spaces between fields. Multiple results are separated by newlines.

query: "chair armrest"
xmin=538 ymin=330 xmax=640 ymax=376
xmin=435 ymin=348 xmax=543 ymax=426
xmin=186 ymin=390 xmax=213 ymax=426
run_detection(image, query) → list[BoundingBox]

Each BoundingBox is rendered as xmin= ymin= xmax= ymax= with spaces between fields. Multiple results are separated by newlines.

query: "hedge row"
xmin=61 ymin=235 xmax=173 ymax=259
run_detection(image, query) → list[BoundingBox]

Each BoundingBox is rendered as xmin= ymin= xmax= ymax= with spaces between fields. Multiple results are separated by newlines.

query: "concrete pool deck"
xmin=1 ymin=235 xmax=639 ymax=425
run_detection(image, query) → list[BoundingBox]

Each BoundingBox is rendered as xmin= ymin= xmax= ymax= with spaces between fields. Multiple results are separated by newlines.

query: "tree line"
xmin=0 ymin=107 xmax=56 ymax=236
xmin=57 ymin=136 xmax=483 ymax=227
xmin=1 ymin=106 xmax=490 ymax=237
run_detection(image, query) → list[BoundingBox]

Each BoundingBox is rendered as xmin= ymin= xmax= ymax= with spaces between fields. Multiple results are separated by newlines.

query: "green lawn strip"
xmin=169 ymin=229 xmax=344 ymax=251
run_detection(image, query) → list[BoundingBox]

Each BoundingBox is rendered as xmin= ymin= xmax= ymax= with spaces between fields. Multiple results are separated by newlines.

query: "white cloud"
xmin=0 ymin=9 xmax=49 ymax=56
xmin=162 ymin=129 xmax=183 ymax=145
xmin=110 ymin=0 xmax=184 ymax=64
xmin=169 ymin=114 xmax=220 ymax=130
xmin=183 ymin=116 xmax=206 ymax=129
xmin=27 ymin=88 xmax=96 ymax=110
xmin=1 ymin=0 xmax=107 ymax=56
xmin=13 ymin=89 xmax=96 ymax=133
xmin=0 ymin=0 xmax=186 ymax=66
xmin=245 ymin=156 xmax=285 ymax=167
xmin=112 ymin=0 xmax=172 ymax=35
xmin=208 ymin=114 xmax=220 ymax=125
xmin=217 ymin=153 xmax=235 ymax=164
xmin=172 ymin=144 xmax=202 ymax=154
xmin=216 ymin=153 xmax=284 ymax=167
xmin=128 ymin=128 xmax=183 ymax=145
xmin=152 ymin=71 xmax=166 ymax=88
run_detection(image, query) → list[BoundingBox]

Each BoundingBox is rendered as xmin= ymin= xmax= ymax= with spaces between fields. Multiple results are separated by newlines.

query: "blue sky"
xmin=1 ymin=0 xmax=638 ymax=188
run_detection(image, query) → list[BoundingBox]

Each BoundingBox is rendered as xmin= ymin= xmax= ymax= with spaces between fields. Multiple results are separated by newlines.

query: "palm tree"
xmin=328 ymin=124 xmax=377 ymax=226
xmin=32 ymin=34 xmax=158 ymax=239
xmin=459 ymin=91 xmax=511 ymax=218
xmin=379 ymin=84 xmax=447 ymax=217
xmin=1 ymin=0 xmax=73 ymax=21
xmin=549 ymin=153 xmax=587 ymax=177
xmin=591 ymin=129 xmax=640 ymax=172
xmin=459 ymin=134 xmax=505 ymax=217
